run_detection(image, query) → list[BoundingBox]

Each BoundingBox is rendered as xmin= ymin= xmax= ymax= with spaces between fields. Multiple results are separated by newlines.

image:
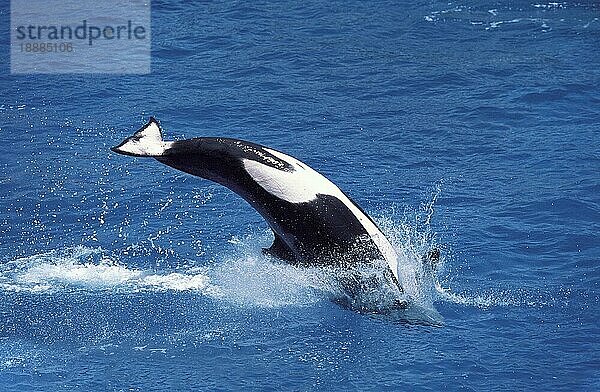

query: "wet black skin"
xmin=152 ymin=137 xmax=383 ymax=267
xmin=112 ymin=121 xmax=440 ymax=309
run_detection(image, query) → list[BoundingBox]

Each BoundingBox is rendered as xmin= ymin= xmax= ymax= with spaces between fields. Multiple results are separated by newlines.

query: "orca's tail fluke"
xmin=111 ymin=117 xmax=171 ymax=157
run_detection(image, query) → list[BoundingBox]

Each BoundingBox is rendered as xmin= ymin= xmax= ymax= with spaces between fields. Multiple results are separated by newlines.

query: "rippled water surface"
xmin=1 ymin=1 xmax=599 ymax=390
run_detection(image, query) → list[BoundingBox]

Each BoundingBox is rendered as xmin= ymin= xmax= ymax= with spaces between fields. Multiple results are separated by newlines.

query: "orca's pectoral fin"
xmin=262 ymin=233 xmax=296 ymax=263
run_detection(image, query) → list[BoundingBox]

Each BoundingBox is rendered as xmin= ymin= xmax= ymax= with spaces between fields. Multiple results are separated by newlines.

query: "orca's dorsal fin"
xmin=262 ymin=232 xmax=296 ymax=263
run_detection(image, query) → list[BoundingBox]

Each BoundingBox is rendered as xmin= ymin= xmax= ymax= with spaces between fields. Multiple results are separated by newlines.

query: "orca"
xmin=112 ymin=118 xmax=436 ymax=310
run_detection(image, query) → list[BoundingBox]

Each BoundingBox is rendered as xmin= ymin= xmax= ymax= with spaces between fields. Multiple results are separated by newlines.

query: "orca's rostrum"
xmin=112 ymin=118 xmax=436 ymax=310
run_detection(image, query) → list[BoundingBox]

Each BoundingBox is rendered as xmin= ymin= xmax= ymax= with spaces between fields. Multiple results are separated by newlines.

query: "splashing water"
xmin=370 ymin=185 xmax=445 ymax=323
xmin=0 ymin=192 xmax=446 ymax=324
xmin=0 ymin=184 xmax=524 ymax=324
xmin=371 ymin=181 xmax=528 ymax=319
xmin=213 ymin=234 xmax=329 ymax=308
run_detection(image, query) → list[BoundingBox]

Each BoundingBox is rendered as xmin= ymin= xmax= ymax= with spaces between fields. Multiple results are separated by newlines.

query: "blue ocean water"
xmin=1 ymin=0 xmax=599 ymax=390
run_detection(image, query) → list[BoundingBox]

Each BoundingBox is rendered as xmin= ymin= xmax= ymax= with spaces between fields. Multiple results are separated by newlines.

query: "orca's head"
xmin=111 ymin=117 xmax=173 ymax=157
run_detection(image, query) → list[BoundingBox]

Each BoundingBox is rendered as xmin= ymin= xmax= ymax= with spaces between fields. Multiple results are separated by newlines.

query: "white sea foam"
xmin=423 ymin=5 xmax=559 ymax=33
xmin=0 ymin=246 xmax=214 ymax=294
xmin=211 ymin=255 xmax=326 ymax=308
xmin=435 ymin=285 xmax=520 ymax=308
xmin=213 ymin=232 xmax=330 ymax=308
xmin=0 ymin=244 xmax=321 ymax=309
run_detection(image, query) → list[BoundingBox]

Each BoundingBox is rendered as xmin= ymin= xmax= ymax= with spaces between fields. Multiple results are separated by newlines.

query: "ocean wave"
xmin=423 ymin=1 xmax=597 ymax=33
